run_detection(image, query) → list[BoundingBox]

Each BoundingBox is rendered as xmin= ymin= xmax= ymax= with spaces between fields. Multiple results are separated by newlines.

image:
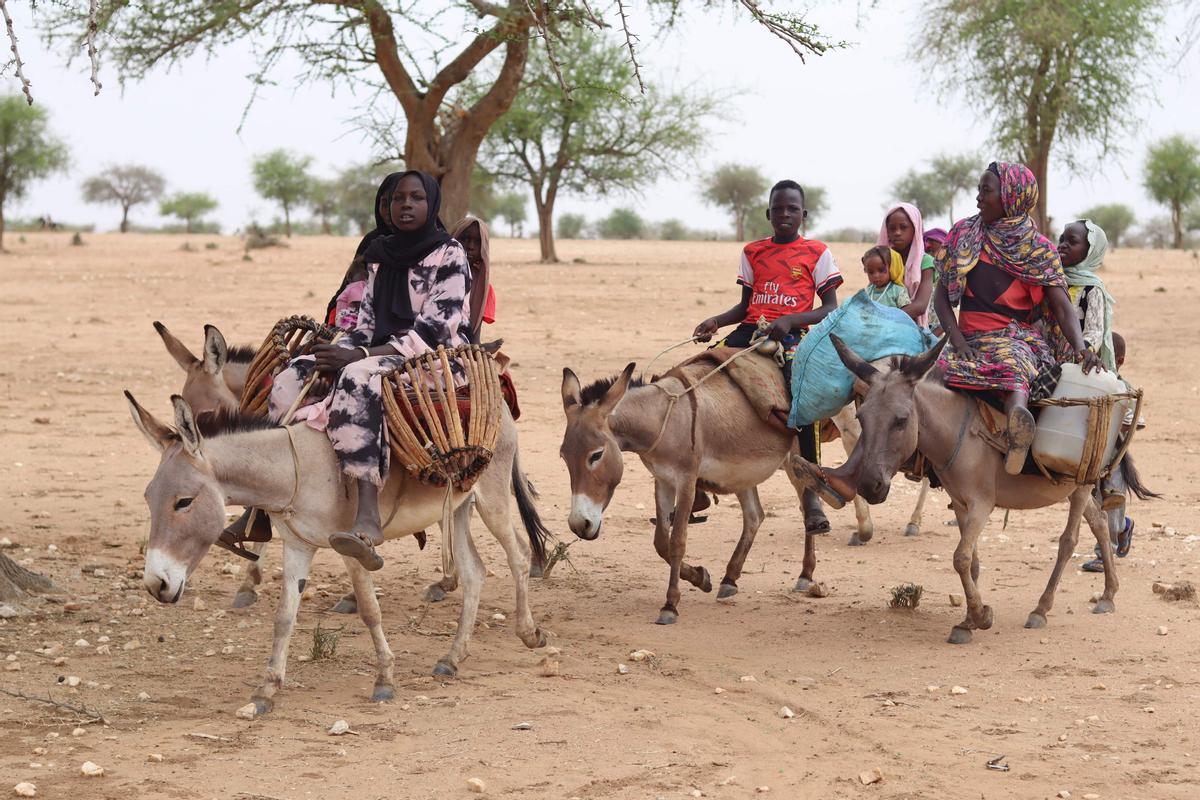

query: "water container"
xmin=1032 ymin=363 xmax=1132 ymax=478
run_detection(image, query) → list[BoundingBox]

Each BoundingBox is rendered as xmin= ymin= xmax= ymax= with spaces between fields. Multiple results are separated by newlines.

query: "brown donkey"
xmin=155 ymin=321 xmax=251 ymax=415
xmin=561 ymin=357 xmax=820 ymax=625
xmin=794 ymin=336 xmax=1149 ymax=644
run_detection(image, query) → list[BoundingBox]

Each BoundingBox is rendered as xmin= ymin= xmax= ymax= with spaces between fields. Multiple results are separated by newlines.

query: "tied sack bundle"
xmin=380 ymin=344 xmax=503 ymax=492
xmin=788 ymin=290 xmax=934 ymax=427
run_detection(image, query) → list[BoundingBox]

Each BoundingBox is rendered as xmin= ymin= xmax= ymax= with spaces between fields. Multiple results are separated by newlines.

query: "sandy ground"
xmin=1 ymin=232 xmax=1198 ymax=800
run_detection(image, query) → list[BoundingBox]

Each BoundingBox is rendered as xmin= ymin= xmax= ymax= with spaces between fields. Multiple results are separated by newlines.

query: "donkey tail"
xmin=1120 ymin=452 xmax=1159 ymax=501
xmin=512 ymin=451 xmax=551 ymax=568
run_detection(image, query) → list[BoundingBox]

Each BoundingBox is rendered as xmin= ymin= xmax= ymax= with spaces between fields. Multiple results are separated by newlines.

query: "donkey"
xmin=155 ymin=321 xmax=252 ymax=415
xmin=126 ymin=392 xmax=549 ymax=713
xmin=561 ymin=361 xmax=823 ymax=625
xmin=794 ymin=336 xmax=1152 ymax=644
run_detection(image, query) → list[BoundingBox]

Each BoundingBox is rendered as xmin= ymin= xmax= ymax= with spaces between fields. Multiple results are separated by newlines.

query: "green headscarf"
xmin=1063 ymin=219 xmax=1116 ymax=371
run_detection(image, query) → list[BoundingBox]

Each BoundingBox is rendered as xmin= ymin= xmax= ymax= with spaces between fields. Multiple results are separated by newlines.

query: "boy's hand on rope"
xmin=693 ymin=318 xmax=719 ymax=343
xmin=763 ymin=317 xmax=793 ymax=341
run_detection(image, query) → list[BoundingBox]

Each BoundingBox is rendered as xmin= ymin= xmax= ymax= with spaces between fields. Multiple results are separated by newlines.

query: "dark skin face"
xmin=458 ymin=222 xmax=484 ymax=273
xmin=377 ymin=191 xmax=394 ymax=229
xmin=389 ymin=174 xmax=429 ymax=232
xmin=976 ymin=170 xmax=1004 ymax=224
xmin=766 ymin=187 xmax=806 ymax=244
xmin=1057 ymin=222 xmax=1090 ymax=267
xmin=885 ymin=209 xmax=915 ymax=256
xmin=863 ymin=254 xmax=891 ymax=288
xmin=923 ymin=235 xmax=944 ymax=254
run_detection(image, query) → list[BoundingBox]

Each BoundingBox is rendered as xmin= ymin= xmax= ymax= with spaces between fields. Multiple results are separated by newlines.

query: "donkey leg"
xmin=905 ymin=477 xmax=930 ymax=537
xmin=849 ymin=496 xmax=875 ymax=546
xmin=1084 ymin=495 xmax=1119 ymax=614
xmin=340 ymin=555 xmax=395 ymax=701
xmin=249 ymin=539 xmax=315 ymax=714
xmin=473 ymin=481 xmax=546 ymax=650
xmin=718 ymin=489 xmax=765 ymax=599
xmin=782 ymin=460 xmax=820 ymax=591
xmin=231 ymin=540 xmax=269 ymax=609
xmin=833 ymin=406 xmax=874 ymax=546
xmin=434 ymin=503 xmax=486 ymax=678
xmin=948 ymin=503 xmax=991 ymax=644
xmin=658 ymin=481 xmax=700 ymax=625
xmin=329 ymin=589 xmax=359 ymax=615
xmin=1026 ymin=487 xmax=1090 ymax=629
xmin=651 ymin=479 xmax=711 ymax=601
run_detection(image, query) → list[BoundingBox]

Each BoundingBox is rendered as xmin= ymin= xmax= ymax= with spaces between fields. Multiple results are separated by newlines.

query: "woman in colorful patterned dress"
xmin=269 ymin=170 xmax=472 ymax=570
xmin=932 ymin=162 xmax=1102 ymax=475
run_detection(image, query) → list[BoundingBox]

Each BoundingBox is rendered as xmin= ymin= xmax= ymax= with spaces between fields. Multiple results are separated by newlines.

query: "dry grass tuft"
xmin=889 ymin=582 xmax=923 ymax=609
xmin=309 ymin=622 xmax=343 ymax=661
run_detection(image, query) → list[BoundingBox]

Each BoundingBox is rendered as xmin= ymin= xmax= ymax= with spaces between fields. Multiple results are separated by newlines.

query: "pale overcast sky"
xmin=7 ymin=1 xmax=1200 ymax=237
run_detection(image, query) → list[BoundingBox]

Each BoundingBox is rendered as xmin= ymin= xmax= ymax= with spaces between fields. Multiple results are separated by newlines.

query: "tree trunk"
xmin=1171 ymin=201 xmax=1183 ymax=249
xmin=735 ymin=211 xmax=746 ymax=242
xmin=283 ymin=202 xmax=292 ymax=238
xmin=0 ymin=198 xmax=6 ymax=251
xmin=1026 ymin=141 xmax=1051 ymax=233
xmin=321 ymin=214 xmax=332 ymax=236
xmin=185 ymin=216 xmax=194 ymax=234
xmin=120 ymin=204 xmax=130 ymax=233
xmin=1 ymin=552 xmax=55 ymax=605
xmin=535 ymin=201 xmax=558 ymax=263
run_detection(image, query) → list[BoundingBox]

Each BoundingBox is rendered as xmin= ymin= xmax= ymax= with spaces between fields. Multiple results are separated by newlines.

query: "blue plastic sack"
xmin=788 ymin=290 xmax=934 ymax=427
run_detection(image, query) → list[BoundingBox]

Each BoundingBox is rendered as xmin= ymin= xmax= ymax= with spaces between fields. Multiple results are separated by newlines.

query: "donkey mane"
xmin=226 ymin=344 xmax=257 ymax=364
xmin=194 ymin=408 xmax=280 ymax=439
xmin=579 ymin=373 xmax=651 ymax=406
xmin=886 ymin=353 xmax=945 ymax=383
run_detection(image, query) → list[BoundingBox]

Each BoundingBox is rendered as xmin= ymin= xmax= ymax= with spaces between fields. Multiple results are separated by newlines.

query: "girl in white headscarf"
xmin=1057 ymin=219 xmax=1116 ymax=371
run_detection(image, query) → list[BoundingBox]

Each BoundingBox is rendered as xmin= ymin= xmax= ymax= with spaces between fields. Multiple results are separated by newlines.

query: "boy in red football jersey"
xmin=693 ymin=180 xmax=843 ymax=533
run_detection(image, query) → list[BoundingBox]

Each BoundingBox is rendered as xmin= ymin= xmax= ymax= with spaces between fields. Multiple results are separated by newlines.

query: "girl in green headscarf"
xmin=1057 ymin=219 xmax=1117 ymax=372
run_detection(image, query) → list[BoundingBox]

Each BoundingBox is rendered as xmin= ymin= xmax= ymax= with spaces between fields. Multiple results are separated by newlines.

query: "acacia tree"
xmin=0 ymin=95 xmax=69 ymax=250
xmin=1079 ymin=203 xmax=1136 ymax=248
xmin=251 ymin=150 xmax=312 ymax=237
xmin=159 ymin=191 xmax=218 ymax=233
xmin=307 ymin=178 xmax=339 ymax=235
xmin=82 ymin=164 xmax=165 ymax=233
xmin=892 ymin=169 xmax=952 ymax=222
xmin=703 ymin=164 xmax=768 ymax=241
xmin=480 ymin=31 xmax=714 ymax=262
xmin=1143 ymin=134 xmax=1200 ymax=249
xmin=493 ymin=191 xmax=526 ymax=237
xmin=928 ymin=151 xmax=979 ymax=222
xmin=36 ymin=2 xmax=840 ymax=224
xmin=921 ymin=0 xmax=1164 ymax=231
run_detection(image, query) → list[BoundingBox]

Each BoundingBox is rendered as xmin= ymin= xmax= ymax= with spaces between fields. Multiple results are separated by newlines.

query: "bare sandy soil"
xmin=1 ymin=232 xmax=1198 ymax=800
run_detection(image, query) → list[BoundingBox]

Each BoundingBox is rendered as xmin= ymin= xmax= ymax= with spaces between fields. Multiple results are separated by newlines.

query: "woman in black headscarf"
xmin=270 ymin=170 xmax=472 ymax=570
xmin=323 ymin=171 xmax=404 ymax=326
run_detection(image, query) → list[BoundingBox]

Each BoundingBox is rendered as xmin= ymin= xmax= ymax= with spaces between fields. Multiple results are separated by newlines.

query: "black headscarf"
xmin=363 ymin=170 xmax=453 ymax=347
xmin=324 ymin=171 xmax=404 ymax=325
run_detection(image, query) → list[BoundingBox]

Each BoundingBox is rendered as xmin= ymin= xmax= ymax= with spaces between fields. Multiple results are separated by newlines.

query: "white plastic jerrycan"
xmin=1032 ymin=363 xmax=1131 ymax=478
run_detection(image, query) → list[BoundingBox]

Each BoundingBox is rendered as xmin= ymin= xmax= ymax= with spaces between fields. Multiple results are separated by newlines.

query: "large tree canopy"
xmin=0 ymin=95 xmax=69 ymax=250
xmin=920 ymin=0 xmax=1164 ymax=231
xmin=36 ymin=1 xmax=840 ymax=224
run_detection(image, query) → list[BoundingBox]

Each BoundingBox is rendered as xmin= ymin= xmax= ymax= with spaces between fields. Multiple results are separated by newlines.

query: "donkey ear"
xmin=202 ymin=324 xmax=228 ymax=375
xmin=125 ymin=390 xmax=174 ymax=452
xmin=601 ymin=363 xmax=637 ymax=414
xmin=902 ymin=336 xmax=949 ymax=383
xmin=561 ymin=367 xmax=582 ymax=410
xmin=170 ymin=395 xmax=204 ymax=459
xmin=154 ymin=321 xmax=199 ymax=371
xmin=831 ymin=334 xmax=879 ymax=384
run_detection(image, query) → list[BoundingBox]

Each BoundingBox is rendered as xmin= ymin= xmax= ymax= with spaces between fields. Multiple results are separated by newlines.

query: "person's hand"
xmin=1077 ymin=347 xmax=1104 ymax=374
xmin=312 ymin=343 xmax=363 ymax=374
xmin=693 ymin=318 xmax=719 ymax=343
xmin=952 ymin=336 xmax=979 ymax=362
xmin=764 ymin=317 xmax=793 ymax=342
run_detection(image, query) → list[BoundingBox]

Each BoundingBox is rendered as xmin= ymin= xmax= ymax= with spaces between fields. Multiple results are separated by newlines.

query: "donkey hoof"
xmin=847 ymin=533 xmax=867 ymax=547
xmin=329 ymin=596 xmax=358 ymax=615
xmin=717 ymin=582 xmax=738 ymax=600
xmin=903 ymin=523 xmax=920 ymax=537
xmin=251 ymin=697 xmax=273 ymax=715
xmin=947 ymin=626 xmax=973 ymax=644
xmin=432 ymin=660 xmax=458 ymax=679
xmin=698 ymin=567 xmax=713 ymax=593
xmin=371 ymin=684 xmax=395 ymax=702
xmin=977 ymin=605 xmax=994 ymax=630
xmin=1024 ymin=612 xmax=1047 ymax=629
xmin=655 ymin=608 xmax=678 ymax=626
xmin=424 ymin=584 xmax=447 ymax=603
xmin=525 ymin=627 xmax=549 ymax=649
xmin=1092 ymin=599 xmax=1115 ymax=615
xmin=231 ymin=590 xmax=258 ymax=609
xmin=792 ymin=577 xmax=813 ymax=593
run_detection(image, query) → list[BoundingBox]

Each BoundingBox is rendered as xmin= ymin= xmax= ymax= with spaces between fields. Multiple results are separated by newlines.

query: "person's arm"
xmin=765 ymin=286 xmax=839 ymax=340
xmin=694 ymin=285 xmax=752 ymax=342
xmin=900 ymin=264 xmax=934 ymax=321
xmin=1047 ymin=285 xmax=1103 ymax=372
xmin=934 ymin=281 xmax=975 ymax=360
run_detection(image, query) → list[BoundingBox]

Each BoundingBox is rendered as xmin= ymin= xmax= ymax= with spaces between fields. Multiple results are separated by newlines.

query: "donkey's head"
xmin=831 ymin=334 xmax=947 ymax=504
xmin=559 ymin=363 xmax=637 ymax=540
xmin=155 ymin=321 xmax=239 ymax=415
xmin=125 ymin=391 xmax=226 ymax=603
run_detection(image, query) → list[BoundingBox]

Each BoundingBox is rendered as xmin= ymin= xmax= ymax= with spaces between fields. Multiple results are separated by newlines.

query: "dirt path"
xmin=1 ymin=233 xmax=1197 ymax=799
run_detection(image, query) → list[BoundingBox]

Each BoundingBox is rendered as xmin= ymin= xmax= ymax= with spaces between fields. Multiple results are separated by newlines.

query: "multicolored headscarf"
xmin=923 ymin=227 xmax=948 ymax=246
xmin=938 ymin=162 xmax=1065 ymax=306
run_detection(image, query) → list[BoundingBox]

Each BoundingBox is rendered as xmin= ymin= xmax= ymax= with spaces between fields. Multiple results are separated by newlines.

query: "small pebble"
xmin=328 ymin=720 xmax=350 ymax=735
xmin=804 ymin=582 xmax=828 ymax=598
xmin=948 ymin=594 xmax=963 ymax=607
xmin=1057 ymin=792 xmax=1071 ymax=799
xmin=691 ymin=791 xmax=702 ymax=798
xmin=137 ymin=692 xmax=150 ymax=701
xmin=71 ymin=728 xmax=86 ymax=737
xmin=192 ymin=598 xmax=206 ymax=611
xmin=1143 ymin=707 xmax=1155 ymax=713
xmin=1157 ymin=626 xmax=1168 ymax=636
xmin=538 ymin=657 xmax=559 ymax=677
xmin=122 ymin=640 xmax=142 ymax=651
xmin=1083 ymin=795 xmax=1100 ymax=800
xmin=713 ymin=687 xmax=724 ymax=695
xmin=13 ymin=783 xmax=36 ymax=797
xmin=491 ymin=612 xmax=505 ymax=622
xmin=739 ymin=675 xmax=756 ymax=683
xmin=235 ymin=703 xmax=257 ymax=720
xmin=617 ymin=664 xmax=629 ymax=675
xmin=1058 ymin=734 xmax=1068 ymax=742
xmin=64 ymin=676 xmax=81 ymax=688
xmin=779 ymin=706 xmax=795 ymax=719
xmin=147 ymin=754 xmax=162 ymax=762
xmin=80 ymin=761 xmax=104 ymax=777
xmin=466 ymin=777 xmax=486 ymax=793
xmin=755 ymin=788 xmax=770 ymax=794
xmin=951 ymin=685 xmax=968 ymax=695
xmin=74 ymin=639 xmax=90 ymax=648
xmin=925 ymin=685 xmax=940 ymax=693
xmin=859 ymin=768 xmax=883 ymax=785
xmin=1092 ymin=683 xmax=1106 ymax=691
xmin=629 ymin=649 xmax=655 ymax=662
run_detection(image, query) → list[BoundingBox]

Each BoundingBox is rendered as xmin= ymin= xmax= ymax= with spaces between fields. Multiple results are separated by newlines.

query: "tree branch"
xmin=614 ymin=0 xmax=643 ymax=93
xmin=87 ymin=0 xmax=102 ymax=96
xmin=0 ymin=0 xmax=33 ymax=104
xmin=0 ymin=686 xmax=108 ymax=725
